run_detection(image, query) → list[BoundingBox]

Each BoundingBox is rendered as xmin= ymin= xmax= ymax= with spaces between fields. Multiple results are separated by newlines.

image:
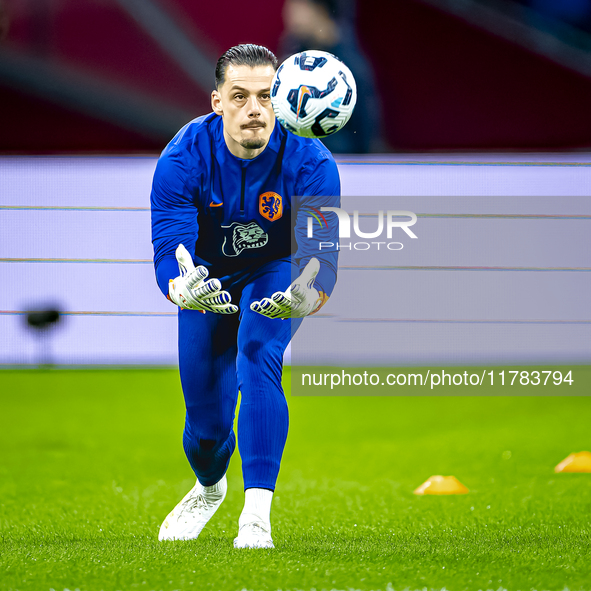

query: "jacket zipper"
xmin=240 ymin=165 xmax=246 ymax=215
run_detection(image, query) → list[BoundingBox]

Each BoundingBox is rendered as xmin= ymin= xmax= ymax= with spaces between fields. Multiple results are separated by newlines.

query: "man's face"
xmin=212 ymin=64 xmax=276 ymax=158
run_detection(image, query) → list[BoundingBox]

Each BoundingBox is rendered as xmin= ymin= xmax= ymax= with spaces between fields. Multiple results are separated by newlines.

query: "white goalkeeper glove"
xmin=250 ymin=258 xmax=327 ymax=319
xmin=168 ymin=244 xmax=238 ymax=314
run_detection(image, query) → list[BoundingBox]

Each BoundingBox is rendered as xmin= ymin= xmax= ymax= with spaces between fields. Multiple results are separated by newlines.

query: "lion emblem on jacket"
xmin=259 ymin=192 xmax=283 ymax=221
xmin=222 ymin=221 xmax=269 ymax=257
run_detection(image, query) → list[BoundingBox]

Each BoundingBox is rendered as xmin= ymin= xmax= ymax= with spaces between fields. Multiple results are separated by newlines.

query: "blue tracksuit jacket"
xmin=150 ymin=112 xmax=340 ymax=297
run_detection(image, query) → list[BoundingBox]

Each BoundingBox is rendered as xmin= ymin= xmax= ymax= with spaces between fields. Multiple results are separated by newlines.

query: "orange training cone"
xmin=414 ymin=475 xmax=469 ymax=495
xmin=555 ymin=451 xmax=591 ymax=473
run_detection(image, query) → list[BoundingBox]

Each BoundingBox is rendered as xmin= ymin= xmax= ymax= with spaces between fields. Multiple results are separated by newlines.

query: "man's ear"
xmin=211 ymin=90 xmax=223 ymax=116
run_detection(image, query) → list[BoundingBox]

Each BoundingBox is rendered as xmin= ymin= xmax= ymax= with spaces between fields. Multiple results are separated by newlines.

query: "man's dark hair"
xmin=215 ymin=44 xmax=278 ymax=89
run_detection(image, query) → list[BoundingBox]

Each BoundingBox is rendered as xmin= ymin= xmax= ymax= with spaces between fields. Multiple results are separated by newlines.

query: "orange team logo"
xmin=259 ymin=192 xmax=283 ymax=221
xmin=296 ymin=86 xmax=311 ymax=120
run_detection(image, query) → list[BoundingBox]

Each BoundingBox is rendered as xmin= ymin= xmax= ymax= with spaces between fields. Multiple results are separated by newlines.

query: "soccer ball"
xmin=271 ymin=50 xmax=357 ymax=139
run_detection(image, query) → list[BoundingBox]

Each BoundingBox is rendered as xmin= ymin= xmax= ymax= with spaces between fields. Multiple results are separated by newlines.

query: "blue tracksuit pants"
xmin=178 ymin=258 xmax=301 ymax=490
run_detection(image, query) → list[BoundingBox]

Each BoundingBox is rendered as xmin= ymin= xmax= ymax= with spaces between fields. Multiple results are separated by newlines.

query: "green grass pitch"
xmin=1 ymin=367 xmax=590 ymax=591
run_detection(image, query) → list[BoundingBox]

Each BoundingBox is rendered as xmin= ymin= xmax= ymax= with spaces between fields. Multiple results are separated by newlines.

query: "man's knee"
xmin=237 ymin=337 xmax=283 ymax=379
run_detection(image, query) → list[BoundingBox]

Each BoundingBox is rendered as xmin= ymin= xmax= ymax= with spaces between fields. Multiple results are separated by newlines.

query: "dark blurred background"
xmin=2 ymin=0 xmax=591 ymax=153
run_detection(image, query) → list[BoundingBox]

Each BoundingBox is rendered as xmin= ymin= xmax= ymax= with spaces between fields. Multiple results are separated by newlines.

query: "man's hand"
xmin=168 ymin=244 xmax=238 ymax=314
xmin=250 ymin=258 xmax=327 ymax=319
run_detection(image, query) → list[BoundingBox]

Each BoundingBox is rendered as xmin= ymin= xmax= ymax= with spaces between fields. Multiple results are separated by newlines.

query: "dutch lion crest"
xmin=222 ymin=221 xmax=269 ymax=257
xmin=259 ymin=192 xmax=283 ymax=221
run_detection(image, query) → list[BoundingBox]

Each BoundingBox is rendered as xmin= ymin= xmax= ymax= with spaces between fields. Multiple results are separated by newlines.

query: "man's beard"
xmin=239 ymin=137 xmax=267 ymax=150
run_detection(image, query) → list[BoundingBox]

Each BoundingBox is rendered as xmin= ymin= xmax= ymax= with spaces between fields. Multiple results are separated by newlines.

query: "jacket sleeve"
xmin=294 ymin=151 xmax=341 ymax=296
xmin=150 ymin=149 xmax=199 ymax=297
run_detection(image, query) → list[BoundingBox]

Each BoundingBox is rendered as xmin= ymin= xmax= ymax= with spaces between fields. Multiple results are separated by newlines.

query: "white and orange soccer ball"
xmin=271 ymin=50 xmax=357 ymax=139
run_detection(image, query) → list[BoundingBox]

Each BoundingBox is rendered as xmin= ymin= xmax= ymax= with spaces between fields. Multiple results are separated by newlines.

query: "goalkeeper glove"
xmin=250 ymin=258 xmax=327 ymax=319
xmin=168 ymin=244 xmax=238 ymax=314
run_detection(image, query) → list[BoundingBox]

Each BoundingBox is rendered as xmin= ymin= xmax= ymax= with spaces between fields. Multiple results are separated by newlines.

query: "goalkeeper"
xmin=151 ymin=44 xmax=339 ymax=549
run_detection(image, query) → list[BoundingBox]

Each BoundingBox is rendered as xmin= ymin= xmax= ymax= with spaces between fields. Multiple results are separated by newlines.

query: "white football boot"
xmin=233 ymin=517 xmax=274 ymax=549
xmin=158 ymin=475 xmax=227 ymax=541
